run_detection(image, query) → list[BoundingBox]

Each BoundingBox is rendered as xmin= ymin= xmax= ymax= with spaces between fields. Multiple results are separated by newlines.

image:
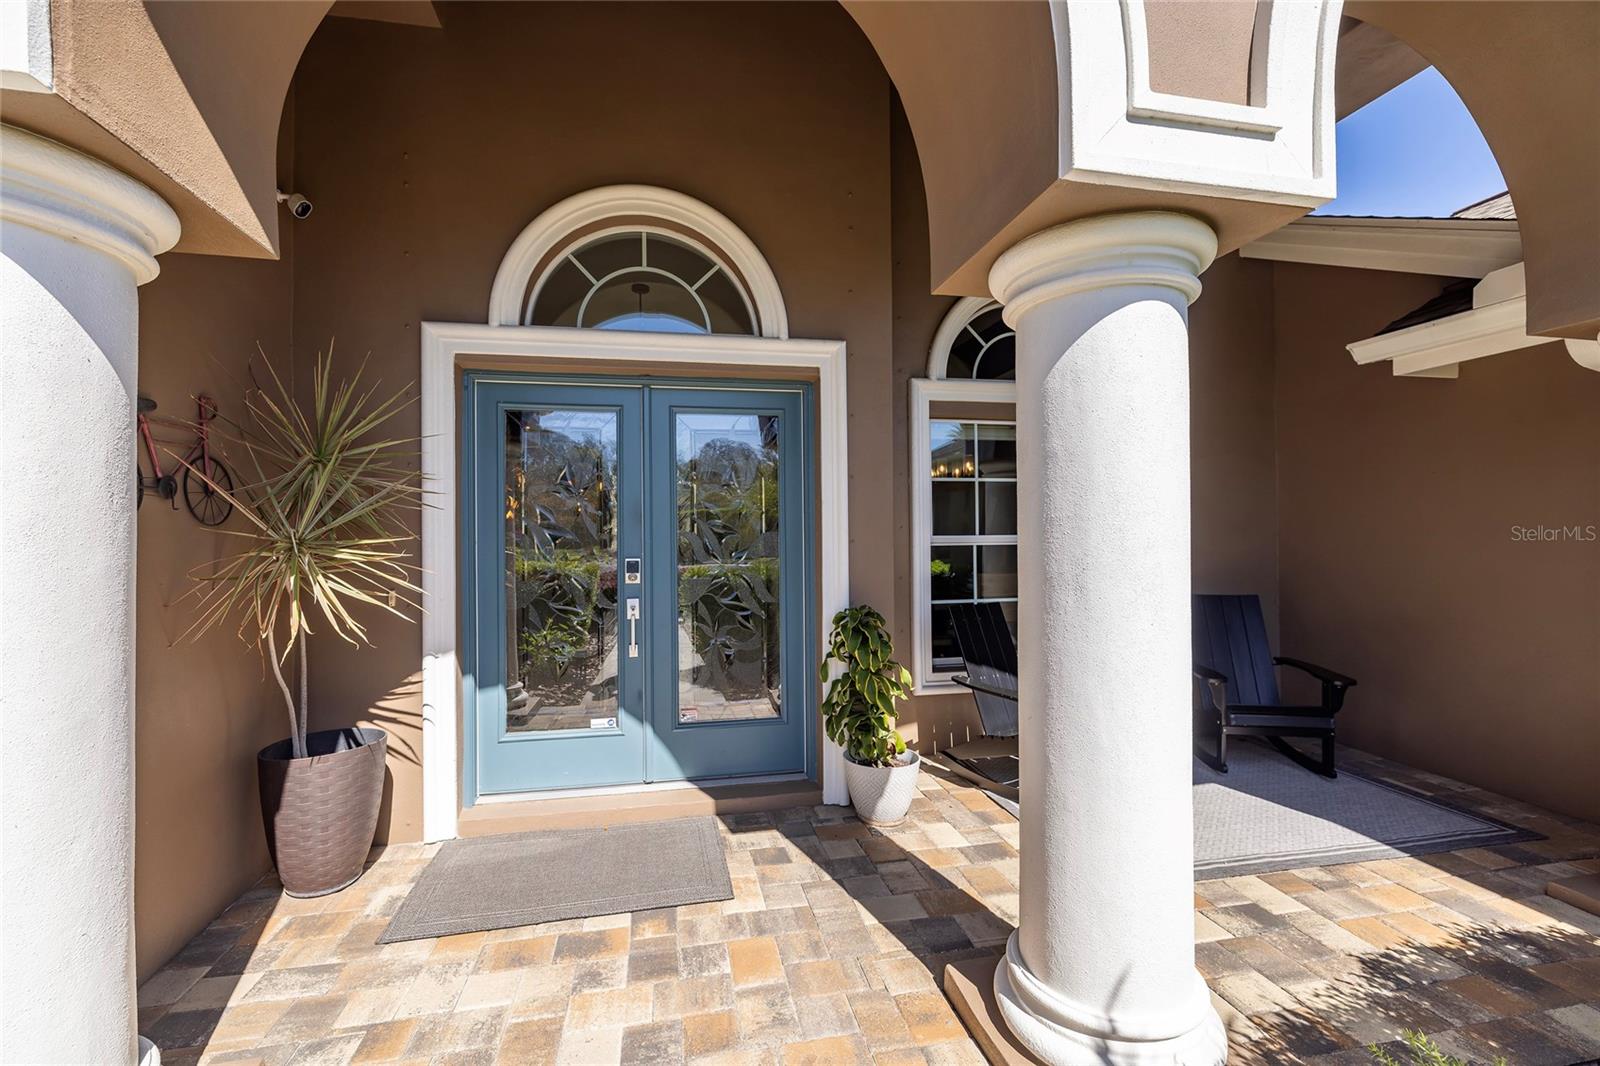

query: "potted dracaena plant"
xmin=819 ymin=605 xmax=920 ymax=825
xmin=179 ymin=350 xmax=422 ymax=897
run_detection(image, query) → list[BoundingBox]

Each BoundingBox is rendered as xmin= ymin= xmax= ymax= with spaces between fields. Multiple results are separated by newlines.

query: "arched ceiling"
xmin=4 ymin=0 xmax=1593 ymax=340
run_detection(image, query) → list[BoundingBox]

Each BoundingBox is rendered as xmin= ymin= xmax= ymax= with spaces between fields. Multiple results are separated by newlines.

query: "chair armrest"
xmin=1192 ymin=663 xmax=1227 ymax=714
xmin=952 ymin=673 xmax=1019 ymax=703
xmin=1274 ymin=657 xmax=1357 ymax=689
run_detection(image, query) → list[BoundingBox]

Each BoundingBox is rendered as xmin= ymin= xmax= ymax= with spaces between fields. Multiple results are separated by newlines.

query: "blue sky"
xmin=1314 ymin=67 xmax=1506 ymax=218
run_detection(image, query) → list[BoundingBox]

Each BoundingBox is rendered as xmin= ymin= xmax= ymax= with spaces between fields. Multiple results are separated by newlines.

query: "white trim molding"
xmin=420 ymin=323 xmax=851 ymax=840
xmin=1348 ymin=262 xmax=1600 ymax=378
xmin=0 ymin=125 xmax=180 ymax=284
xmin=908 ymin=377 xmax=1018 ymax=693
xmin=486 ymin=185 xmax=789 ymax=338
xmin=1052 ymin=0 xmax=1341 ymax=207
xmin=1241 ymin=216 xmax=1523 ymax=278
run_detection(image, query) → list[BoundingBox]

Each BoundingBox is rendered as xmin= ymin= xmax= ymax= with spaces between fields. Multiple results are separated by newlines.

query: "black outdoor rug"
xmin=379 ymin=816 xmax=733 ymax=943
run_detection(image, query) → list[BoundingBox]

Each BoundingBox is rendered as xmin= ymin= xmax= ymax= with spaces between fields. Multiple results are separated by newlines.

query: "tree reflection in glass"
xmin=675 ymin=412 xmax=782 ymax=725
xmin=504 ymin=408 xmax=619 ymax=732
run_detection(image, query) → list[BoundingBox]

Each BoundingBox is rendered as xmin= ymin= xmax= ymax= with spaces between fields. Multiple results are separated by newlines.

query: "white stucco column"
xmin=1 ymin=126 xmax=179 ymax=1063
xmin=987 ymin=212 xmax=1225 ymax=1065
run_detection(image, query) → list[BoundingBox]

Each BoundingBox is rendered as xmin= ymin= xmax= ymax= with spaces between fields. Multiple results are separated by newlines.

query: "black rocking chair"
xmin=1192 ymin=594 xmax=1357 ymax=778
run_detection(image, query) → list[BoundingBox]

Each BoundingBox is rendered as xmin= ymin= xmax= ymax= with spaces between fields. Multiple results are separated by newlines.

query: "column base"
xmin=970 ymin=935 xmax=1227 ymax=1066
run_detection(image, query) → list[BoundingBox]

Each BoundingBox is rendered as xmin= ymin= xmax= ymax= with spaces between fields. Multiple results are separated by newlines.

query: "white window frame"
xmin=910 ymin=296 xmax=1018 ymax=693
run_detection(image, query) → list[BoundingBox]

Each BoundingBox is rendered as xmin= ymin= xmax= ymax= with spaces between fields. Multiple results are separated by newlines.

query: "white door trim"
xmin=420 ymin=322 xmax=850 ymax=841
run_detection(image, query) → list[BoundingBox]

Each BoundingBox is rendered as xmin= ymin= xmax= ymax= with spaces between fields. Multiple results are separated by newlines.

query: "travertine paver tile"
xmin=794 ymin=992 xmax=858 ymax=1039
xmin=477 ymin=934 xmax=555 ymax=972
xmin=554 ymin=1024 xmax=624 ymax=1066
xmin=780 ymin=1034 xmax=872 ymax=1065
xmin=455 ymin=969 xmax=521 ymax=1010
xmin=551 ymin=927 xmax=629 ymax=962
xmin=262 ymin=993 xmax=347 ymax=1044
xmin=152 ymin=748 xmax=1600 ymax=1066
xmin=495 ymin=1017 xmax=564 ymax=1064
xmin=391 ymin=960 xmax=471 ymax=1018
xmin=568 ymin=983 xmax=652 ymax=1031
xmin=787 ymin=958 xmax=866 ymax=998
xmin=347 ymin=1017 xmax=420 ymax=1063
xmin=727 ymin=936 xmax=784 ymax=987
xmin=620 ymin=1018 xmax=686 ymax=1065
xmin=895 ymin=991 xmax=967 ymax=1046
xmin=733 ymin=984 xmax=802 ymax=1046
xmin=283 ymin=1031 xmax=364 ymax=1066
xmin=848 ymin=990 xmax=914 ymax=1049
xmin=654 ymin=974 xmax=735 ymax=1020
xmin=138 ymin=965 xmax=213 ymax=1008
xmin=681 ymin=1009 xmax=740 ymax=1059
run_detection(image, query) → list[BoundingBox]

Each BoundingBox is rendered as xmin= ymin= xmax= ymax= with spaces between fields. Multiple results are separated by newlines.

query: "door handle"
xmin=625 ymin=598 xmax=640 ymax=659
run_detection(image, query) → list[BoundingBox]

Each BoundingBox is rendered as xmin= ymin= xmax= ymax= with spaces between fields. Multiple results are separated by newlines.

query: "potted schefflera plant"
xmin=181 ymin=353 xmax=421 ymax=897
xmin=819 ymin=605 xmax=920 ymax=825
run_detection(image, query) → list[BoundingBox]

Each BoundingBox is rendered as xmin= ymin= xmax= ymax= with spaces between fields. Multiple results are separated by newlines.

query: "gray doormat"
xmin=936 ymin=739 xmax=1537 ymax=878
xmin=1194 ymin=743 xmax=1538 ymax=878
xmin=379 ymin=816 xmax=732 ymax=943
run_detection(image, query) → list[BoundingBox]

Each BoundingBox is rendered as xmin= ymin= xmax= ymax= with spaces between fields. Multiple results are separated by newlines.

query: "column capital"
xmin=988 ymin=212 xmax=1217 ymax=326
xmin=1 ymin=124 xmax=179 ymax=284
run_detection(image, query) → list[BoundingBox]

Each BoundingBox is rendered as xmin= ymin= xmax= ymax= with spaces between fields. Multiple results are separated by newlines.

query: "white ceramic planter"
xmin=844 ymin=749 xmax=921 ymax=826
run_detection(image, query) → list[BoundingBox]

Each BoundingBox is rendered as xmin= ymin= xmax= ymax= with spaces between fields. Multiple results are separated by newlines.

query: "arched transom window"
xmin=530 ymin=229 xmax=757 ymax=336
xmin=929 ymin=299 xmax=1015 ymax=381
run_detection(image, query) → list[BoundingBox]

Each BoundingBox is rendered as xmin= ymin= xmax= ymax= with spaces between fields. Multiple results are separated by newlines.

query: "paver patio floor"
xmin=139 ymin=747 xmax=1600 ymax=1065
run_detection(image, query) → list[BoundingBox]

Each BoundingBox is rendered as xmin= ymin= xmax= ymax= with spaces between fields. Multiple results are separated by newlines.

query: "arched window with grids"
xmin=528 ymin=229 xmax=758 ymax=336
xmin=911 ymin=298 xmax=1020 ymax=689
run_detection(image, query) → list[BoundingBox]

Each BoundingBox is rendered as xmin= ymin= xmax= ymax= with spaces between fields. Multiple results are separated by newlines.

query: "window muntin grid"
xmin=530 ymin=230 xmax=757 ymax=336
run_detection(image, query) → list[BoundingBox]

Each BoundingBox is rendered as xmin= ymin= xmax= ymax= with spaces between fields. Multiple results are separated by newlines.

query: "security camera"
xmin=276 ymin=191 xmax=313 ymax=220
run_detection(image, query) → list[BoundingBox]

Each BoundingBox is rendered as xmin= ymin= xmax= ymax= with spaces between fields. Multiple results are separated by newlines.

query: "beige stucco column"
xmin=987 ymin=212 xmax=1226 ymax=1065
xmin=0 ymin=125 xmax=179 ymax=1064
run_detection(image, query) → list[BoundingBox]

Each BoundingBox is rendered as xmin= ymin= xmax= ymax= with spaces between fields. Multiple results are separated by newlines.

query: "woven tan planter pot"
xmin=258 ymin=727 xmax=387 ymax=897
xmin=844 ymin=749 xmax=921 ymax=827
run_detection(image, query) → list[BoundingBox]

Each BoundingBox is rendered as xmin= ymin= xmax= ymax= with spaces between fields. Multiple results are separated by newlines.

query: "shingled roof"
xmin=1452 ymin=191 xmax=1515 ymax=220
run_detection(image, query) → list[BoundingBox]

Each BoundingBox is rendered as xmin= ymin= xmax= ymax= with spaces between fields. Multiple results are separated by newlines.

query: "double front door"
xmin=467 ymin=375 xmax=814 ymax=797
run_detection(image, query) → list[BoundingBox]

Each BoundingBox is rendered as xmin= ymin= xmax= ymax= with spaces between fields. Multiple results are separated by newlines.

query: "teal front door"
xmin=465 ymin=374 xmax=814 ymax=799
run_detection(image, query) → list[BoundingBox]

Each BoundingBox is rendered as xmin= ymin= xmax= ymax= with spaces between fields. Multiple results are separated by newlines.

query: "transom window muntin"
xmin=941 ymin=301 xmax=1015 ymax=381
xmin=529 ymin=228 xmax=758 ymax=336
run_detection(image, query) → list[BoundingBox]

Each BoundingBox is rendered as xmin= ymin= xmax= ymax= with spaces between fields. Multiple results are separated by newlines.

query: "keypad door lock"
xmin=624 ymin=558 xmax=641 ymax=585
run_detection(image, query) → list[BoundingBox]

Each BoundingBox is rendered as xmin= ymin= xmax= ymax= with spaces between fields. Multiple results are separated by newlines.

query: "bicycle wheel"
xmin=183 ymin=456 xmax=234 ymax=527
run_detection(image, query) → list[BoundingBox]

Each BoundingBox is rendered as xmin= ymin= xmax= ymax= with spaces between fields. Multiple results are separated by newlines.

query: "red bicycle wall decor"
xmin=136 ymin=394 xmax=234 ymax=527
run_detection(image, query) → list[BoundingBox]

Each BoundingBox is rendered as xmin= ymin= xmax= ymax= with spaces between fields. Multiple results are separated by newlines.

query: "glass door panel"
xmin=504 ymin=407 xmax=620 ymax=733
xmin=674 ymin=412 xmax=783 ymax=726
xmin=470 ymin=380 xmax=645 ymax=795
xmin=646 ymin=386 xmax=811 ymax=782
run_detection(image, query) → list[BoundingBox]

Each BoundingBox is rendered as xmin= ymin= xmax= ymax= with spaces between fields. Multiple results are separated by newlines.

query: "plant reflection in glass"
xmin=504 ymin=409 xmax=618 ymax=731
xmin=676 ymin=414 xmax=781 ymax=724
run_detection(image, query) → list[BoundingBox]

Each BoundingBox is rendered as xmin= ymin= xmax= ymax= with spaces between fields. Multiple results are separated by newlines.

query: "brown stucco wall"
xmin=284 ymin=1 xmax=894 ymax=840
xmin=1273 ymin=262 xmax=1600 ymax=823
xmin=133 ymin=243 xmax=294 ymax=981
xmin=1144 ymin=0 xmax=1258 ymax=106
